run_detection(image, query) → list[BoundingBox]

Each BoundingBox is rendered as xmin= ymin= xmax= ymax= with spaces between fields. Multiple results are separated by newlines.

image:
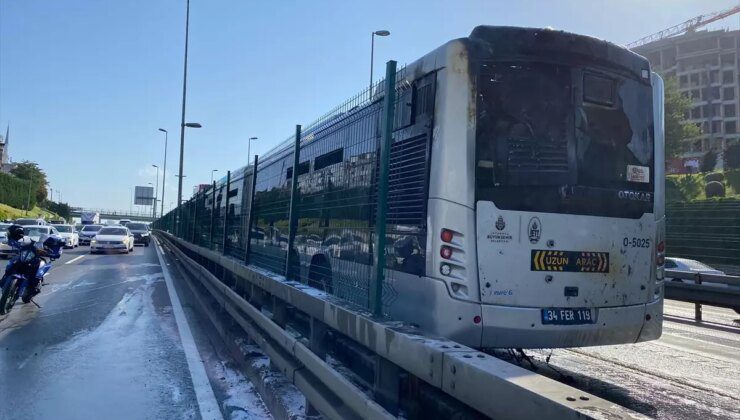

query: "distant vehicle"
xmin=0 ymin=223 xmax=15 ymax=258
xmin=14 ymin=218 xmax=46 ymax=226
xmin=54 ymin=224 xmax=79 ymax=248
xmin=75 ymin=223 xmax=84 ymax=232
xmin=665 ymin=257 xmax=740 ymax=315
xmin=78 ymin=224 xmax=103 ymax=245
xmin=90 ymin=226 xmax=134 ymax=254
xmin=81 ymin=211 xmax=100 ymax=225
xmin=126 ymin=222 xmax=150 ymax=247
xmin=23 ymin=225 xmax=61 ymax=243
xmin=118 ymin=219 xmax=132 ymax=226
xmin=49 ymin=219 xmax=67 ymax=225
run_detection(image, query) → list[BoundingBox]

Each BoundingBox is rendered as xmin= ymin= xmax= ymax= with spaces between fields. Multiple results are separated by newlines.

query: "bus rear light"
xmin=473 ymin=315 xmax=481 ymax=324
xmin=656 ymin=240 xmax=665 ymax=266
xmin=441 ymin=229 xmax=454 ymax=243
xmin=440 ymin=264 xmax=452 ymax=276
xmin=440 ymin=246 xmax=453 ymax=259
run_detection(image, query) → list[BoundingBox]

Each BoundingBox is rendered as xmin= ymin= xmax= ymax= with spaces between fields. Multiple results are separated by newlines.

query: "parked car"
xmin=0 ymin=222 xmax=16 ymax=258
xmin=14 ymin=218 xmax=46 ymax=226
xmin=54 ymin=224 xmax=79 ymax=248
xmin=78 ymin=224 xmax=104 ymax=245
xmin=126 ymin=222 xmax=150 ymax=247
xmin=90 ymin=226 xmax=134 ymax=254
xmin=23 ymin=225 xmax=61 ymax=242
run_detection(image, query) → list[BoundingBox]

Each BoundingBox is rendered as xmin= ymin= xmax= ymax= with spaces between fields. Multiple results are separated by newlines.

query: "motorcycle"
xmin=0 ymin=236 xmax=59 ymax=315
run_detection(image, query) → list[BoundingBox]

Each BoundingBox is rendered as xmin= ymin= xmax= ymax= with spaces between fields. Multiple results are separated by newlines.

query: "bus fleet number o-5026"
xmin=623 ymin=237 xmax=651 ymax=248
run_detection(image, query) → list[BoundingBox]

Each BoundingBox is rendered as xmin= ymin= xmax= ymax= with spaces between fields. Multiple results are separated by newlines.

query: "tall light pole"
xmin=248 ymin=136 xmax=258 ymax=165
xmin=369 ymin=30 xmax=390 ymax=97
xmin=210 ymin=169 xmax=218 ymax=184
xmin=152 ymin=164 xmax=159 ymax=219
xmin=158 ymin=128 xmax=168 ymax=217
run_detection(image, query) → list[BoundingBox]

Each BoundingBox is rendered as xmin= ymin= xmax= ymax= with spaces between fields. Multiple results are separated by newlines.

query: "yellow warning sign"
xmin=531 ymin=250 xmax=609 ymax=273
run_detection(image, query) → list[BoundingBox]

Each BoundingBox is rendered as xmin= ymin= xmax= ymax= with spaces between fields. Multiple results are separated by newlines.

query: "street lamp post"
xmin=210 ymin=169 xmax=218 ymax=184
xmin=152 ymin=164 xmax=159 ymax=219
xmin=369 ymin=30 xmax=391 ymax=97
xmin=248 ymin=136 xmax=258 ymax=165
xmin=158 ymin=128 xmax=168 ymax=217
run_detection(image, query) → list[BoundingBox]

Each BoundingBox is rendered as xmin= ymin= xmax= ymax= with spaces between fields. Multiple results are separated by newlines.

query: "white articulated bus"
xmin=161 ymin=26 xmax=665 ymax=349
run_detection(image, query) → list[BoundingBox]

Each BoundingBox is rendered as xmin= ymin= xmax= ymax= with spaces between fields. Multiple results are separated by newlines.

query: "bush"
xmin=705 ymin=181 xmax=726 ymax=198
xmin=704 ymin=172 xmax=725 ymax=183
xmin=725 ymin=143 xmax=740 ymax=170
xmin=677 ymin=174 xmax=702 ymax=199
xmin=665 ymin=177 xmax=686 ymax=202
xmin=701 ymin=150 xmax=717 ymax=172
xmin=0 ymin=173 xmax=36 ymax=209
xmin=726 ymin=169 xmax=740 ymax=194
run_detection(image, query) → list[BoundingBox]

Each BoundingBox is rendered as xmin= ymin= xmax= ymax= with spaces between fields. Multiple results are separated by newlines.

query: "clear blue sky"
xmin=1 ymin=0 xmax=738 ymax=213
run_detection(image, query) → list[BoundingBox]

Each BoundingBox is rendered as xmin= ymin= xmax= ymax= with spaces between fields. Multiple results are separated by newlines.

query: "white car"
xmin=665 ymin=257 xmax=726 ymax=284
xmin=23 ymin=225 xmax=61 ymax=242
xmin=54 ymin=224 xmax=79 ymax=248
xmin=0 ymin=223 xmax=15 ymax=258
xmin=90 ymin=226 xmax=135 ymax=254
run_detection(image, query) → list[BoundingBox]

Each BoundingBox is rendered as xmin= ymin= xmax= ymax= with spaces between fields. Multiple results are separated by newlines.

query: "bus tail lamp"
xmin=655 ymin=240 xmax=665 ymax=267
xmin=440 ymin=264 xmax=452 ymax=276
xmin=440 ymin=246 xmax=453 ymax=259
xmin=441 ymin=229 xmax=454 ymax=243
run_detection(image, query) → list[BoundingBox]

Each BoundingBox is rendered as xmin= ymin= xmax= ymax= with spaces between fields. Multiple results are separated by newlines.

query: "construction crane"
xmin=626 ymin=5 xmax=740 ymax=49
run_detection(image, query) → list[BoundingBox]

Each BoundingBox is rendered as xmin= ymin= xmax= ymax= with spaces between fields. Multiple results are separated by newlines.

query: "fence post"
xmin=223 ymin=170 xmax=231 ymax=254
xmin=285 ymin=125 xmax=302 ymax=280
xmin=244 ymin=155 xmax=259 ymax=265
xmin=210 ymin=181 xmax=216 ymax=249
xmin=371 ymin=60 xmax=397 ymax=317
xmin=191 ymin=193 xmax=198 ymax=243
xmin=695 ymin=274 xmax=703 ymax=321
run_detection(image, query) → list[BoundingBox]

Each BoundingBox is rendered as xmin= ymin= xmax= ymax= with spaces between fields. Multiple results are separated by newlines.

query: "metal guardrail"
xmin=156 ymin=230 xmax=643 ymax=420
xmin=664 ymin=270 xmax=740 ymax=321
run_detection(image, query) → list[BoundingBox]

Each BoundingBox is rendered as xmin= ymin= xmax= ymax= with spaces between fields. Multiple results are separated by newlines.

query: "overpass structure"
xmin=69 ymin=207 xmax=155 ymax=222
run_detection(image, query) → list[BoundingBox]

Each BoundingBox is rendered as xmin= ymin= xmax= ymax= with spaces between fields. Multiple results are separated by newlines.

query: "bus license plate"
xmin=541 ymin=308 xmax=595 ymax=325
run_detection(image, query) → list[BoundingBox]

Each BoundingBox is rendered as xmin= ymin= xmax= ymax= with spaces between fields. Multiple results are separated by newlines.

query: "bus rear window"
xmin=476 ymin=61 xmax=654 ymax=218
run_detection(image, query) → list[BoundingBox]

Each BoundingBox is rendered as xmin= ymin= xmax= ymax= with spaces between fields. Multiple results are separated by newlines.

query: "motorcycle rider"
xmin=5 ymin=225 xmax=64 ymax=297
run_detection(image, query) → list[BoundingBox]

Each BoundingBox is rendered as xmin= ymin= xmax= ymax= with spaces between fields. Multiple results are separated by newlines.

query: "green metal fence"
xmin=153 ymin=62 xmax=428 ymax=316
xmin=666 ymin=200 xmax=740 ymax=271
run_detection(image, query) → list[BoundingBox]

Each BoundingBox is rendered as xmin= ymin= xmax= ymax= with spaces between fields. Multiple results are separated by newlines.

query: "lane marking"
xmin=65 ymin=255 xmax=85 ymax=265
xmin=153 ymin=238 xmax=223 ymax=420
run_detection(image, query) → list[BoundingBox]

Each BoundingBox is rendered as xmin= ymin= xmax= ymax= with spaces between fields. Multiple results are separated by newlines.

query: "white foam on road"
xmin=154 ymin=238 xmax=224 ymax=420
xmin=65 ymin=255 xmax=85 ymax=265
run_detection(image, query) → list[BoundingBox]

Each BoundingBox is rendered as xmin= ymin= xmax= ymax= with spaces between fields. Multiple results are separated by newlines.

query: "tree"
xmin=663 ymin=77 xmax=701 ymax=159
xmin=700 ymin=149 xmax=717 ymax=173
xmin=726 ymin=143 xmax=740 ymax=170
xmin=10 ymin=161 xmax=48 ymax=203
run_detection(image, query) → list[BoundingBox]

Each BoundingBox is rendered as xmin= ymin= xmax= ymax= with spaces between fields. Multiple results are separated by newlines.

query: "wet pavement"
xmin=495 ymin=300 xmax=740 ymax=420
xmin=0 ymin=242 xmax=270 ymax=420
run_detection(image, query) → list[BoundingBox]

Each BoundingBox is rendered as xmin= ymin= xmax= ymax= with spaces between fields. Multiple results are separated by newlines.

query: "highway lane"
xmin=0 ymin=244 xmax=270 ymax=420
xmin=495 ymin=300 xmax=740 ymax=420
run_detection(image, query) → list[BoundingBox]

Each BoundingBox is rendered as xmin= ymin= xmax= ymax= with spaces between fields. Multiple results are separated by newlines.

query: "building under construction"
xmin=633 ymin=15 xmax=739 ymax=173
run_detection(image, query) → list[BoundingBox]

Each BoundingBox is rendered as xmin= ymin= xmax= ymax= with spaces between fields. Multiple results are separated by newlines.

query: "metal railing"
xmin=156 ymin=231 xmax=642 ymax=420
xmin=664 ymin=270 xmax=740 ymax=321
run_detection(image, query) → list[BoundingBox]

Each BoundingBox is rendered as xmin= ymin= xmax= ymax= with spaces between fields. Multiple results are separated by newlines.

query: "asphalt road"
xmin=0 ymin=242 xmax=270 ymax=420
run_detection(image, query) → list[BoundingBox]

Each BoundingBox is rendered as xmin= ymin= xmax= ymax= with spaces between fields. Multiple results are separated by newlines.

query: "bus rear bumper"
xmin=480 ymin=298 xmax=663 ymax=348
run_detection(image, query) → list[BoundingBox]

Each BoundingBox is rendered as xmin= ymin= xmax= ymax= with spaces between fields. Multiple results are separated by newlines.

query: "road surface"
xmin=0 ymin=243 xmax=271 ymax=420
xmin=494 ymin=300 xmax=740 ymax=420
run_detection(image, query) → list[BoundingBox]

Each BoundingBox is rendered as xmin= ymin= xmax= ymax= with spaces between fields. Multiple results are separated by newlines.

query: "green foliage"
xmin=700 ymin=150 xmax=717 ymax=173
xmin=10 ymin=161 xmax=48 ymax=203
xmin=665 ymin=177 xmax=686 ymax=202
xmin=705 ymin=180 xmax=725 ymax=198
xmin=0 ymin=172 xmax=35 ymax=209
xmin=726 ymin=143 xmax=740 ymax=170
xmin=43 ymin=201 xmax=71 ymax=220
xmin=725 ymin=169 xmax=740 ymax=194
xmin=703 ymin=172 xmax=724 ymax=183
xmin=676 ymin=174 xmax=702 ymax=200
xmin=663 ymin=77 xmax=701 ymax=158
